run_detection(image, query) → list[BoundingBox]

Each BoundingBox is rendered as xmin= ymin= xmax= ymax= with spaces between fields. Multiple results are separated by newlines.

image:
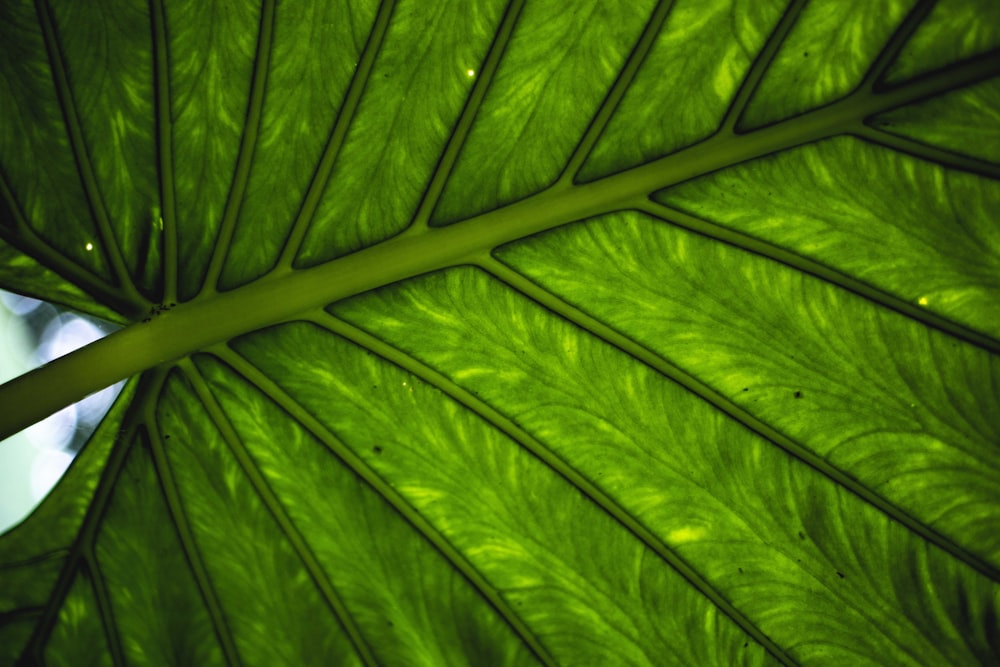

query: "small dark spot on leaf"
xmin=794 ymin=390 xmax=802 ymax=399
xmin=164 ymin=435 xmax=170 ymax=440
xmin=798 ymin=531 xmax=805 ymax=540
xmin=738 ymin=567 xmax=743 ymax=573
xmin=373 ymin=446 xmax=382 ymax=455
xmin=742 ymin=387 xmax=749 ymax=392
xmin=836 ymin=571 xmax=845 ymax=579
xmin=744 ymin=642 xmax=749 ymax=648
xmin=803 ymin=51 xmax=809 ymax=57
xmin=386 ymin=620 xmax=394 ymax=627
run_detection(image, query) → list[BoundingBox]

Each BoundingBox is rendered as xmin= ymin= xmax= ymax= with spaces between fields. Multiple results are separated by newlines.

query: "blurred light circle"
xmin=29 ymin=447 xmax=75 ymax=501
xmin=23 ymin=403 xmax=78 ymax=451
xmin=0 ymin=291 xmax=44 ymax=316
xmin=38 ymin=315 xmax=104 ymax=364
xmin=78 ymin=381 xmax=125 ymax=427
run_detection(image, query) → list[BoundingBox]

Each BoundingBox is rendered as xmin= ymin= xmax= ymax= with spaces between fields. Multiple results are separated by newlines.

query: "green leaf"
xmin=1 ymin=0 xmax=999 ymax=665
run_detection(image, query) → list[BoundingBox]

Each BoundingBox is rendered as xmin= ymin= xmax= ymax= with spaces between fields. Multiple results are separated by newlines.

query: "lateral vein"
xmin=178 ymin=357 xmax=381 ymax=667
xmin=559 ymin=0 xmax=675 ymax=184
xmin=313 ymin=310 xmax=795 ymax=666
xmin=640 ymin=200 xmax=1000 ymax=355
xmin=406 ymin=0 xmax=526 ymax=231
xmin=479 ymin=256 xmax=1000 ymax=584
xmin=212 ymin=341 xmax=559 ymax=667
xmin=200 ymin=0 xmax=276 ymax=294
xmin=32 ymin=0 xmax=145 ymax=307
xmin=145 ymin=375 xmax=244 ymax=667
xmin=274 ymin=0 xmax=397 ymax=270
xmin=149 ymin=0 xmax=178 ymax=303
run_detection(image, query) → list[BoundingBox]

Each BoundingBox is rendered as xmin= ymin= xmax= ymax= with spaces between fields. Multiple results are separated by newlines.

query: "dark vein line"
xmin=558 ymin=0 xmax=674 ymax=185
xmin=177 ymin=357 xmax=379 ymax=667
xmin=1 ymin=608 xmax=43 ymax=626
xmin=639 ymin=201 xmax=1000 ymax=355
xmin=82 ymin=553 xmax=125 ymax=667
xmin=144 ymin=378 xmax=243 ymax=667
xmin=478 ymin=256 xmax=1000 ymax=585
xmin=854 ymin=125 xmax=1000 ymax=180
xmin=0 ymin=174 xmax=139 ymax=321
xmin=210 ymin=342 xmax=558 ymax=667
xmin=32 ymin=0 xmax=142 ymax=305
xmin=0 ymin=550 xmax=68 ymax=571
xmin=273 ymin=0 xmax=396 ymax=271
xmin=18 ymin=395 xmax=140 ymax=666
xmin=404 ymin=0 xmax=525 ymax=232
xmin=310 ymin=311 xmax=794 ymax=665
xmin=863 ymin=48 xmax=1000 ymax=114
xmin=200 ymin=0 xmax=275 ymax=295
xmin=719 ymin=0 xmax=807 ymax=133
xmin=862 ymin=0 xmax=936 ymax=91
xmin=149 ymin=0 xmax=178 ymax=303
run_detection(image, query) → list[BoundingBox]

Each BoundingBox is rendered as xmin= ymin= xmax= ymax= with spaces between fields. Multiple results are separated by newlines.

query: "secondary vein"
xmin=559 ymin=0 xmax=675 ymax=184
xmin=178 ymin=357 xmax=380 ymax=667
xmin=273 ymin=0 xmax=397 ymax=271
xmin=200 ymin=0 xmax=276 ymax=295
xmin=719 ymin=0 xmax=807 ymax=133
xmin=150 ymin=0 xmax=178 ymax=304
xmin=405 ymin=0 xmax=526 ymax=232
xmin=32 ymin=0 xmax=145 ymax=307
xmin=145 ymin=383 xmax=244 ymax=667
xmin=18 ymin=387 xmax=141 ymax=665
xmin=640 ymin=200 xmax=1000 ymax=355
xmin=313 ymin=310 xmax=796 ymax=667
xmin=212 ymin=341 xmax=559 ymax=667
xmin=479 ymin=256 xmax=1000 ymax=585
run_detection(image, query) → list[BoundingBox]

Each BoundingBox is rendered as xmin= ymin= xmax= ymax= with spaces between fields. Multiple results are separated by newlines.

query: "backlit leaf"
xmin=1 ymin=0 xmax=998 ymax=665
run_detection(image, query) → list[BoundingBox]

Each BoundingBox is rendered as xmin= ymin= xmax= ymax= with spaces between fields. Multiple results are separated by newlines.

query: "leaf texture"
xmin=1 ymin=0 xmax=999 ymax=665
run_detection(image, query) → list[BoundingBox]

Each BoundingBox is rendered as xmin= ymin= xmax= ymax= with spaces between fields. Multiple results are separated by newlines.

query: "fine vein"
xmin=274 ymin=0 xmax=396 ymax=270
xmin=32 ymin=0 xmax=143 ymax=306
xmin=406 ymin=0 xmax=525 ymax=232
xmin=479 ymin=256 xmax=1000 ymax=584
xmin=212 ymin=342 xmax=558 ymax=667
xmin=639 ymin=200 xmax=1000 ymax=355
xmin=719 ymin=0 xmax=807 ymax=133
xmin=313 ymin=311 xmax=795 ymax=666
xmin=145 ymin=388 xmax=243 ymax=667
xmin=150 ymin=0 xmax=179 ymax=303
xmin=178 ymin=358 xmax=380 ymax=667
xmin=200 ymin=0 xmax=276 ymax=294
xmin=559 ymin=0 xmax=675 ymax=184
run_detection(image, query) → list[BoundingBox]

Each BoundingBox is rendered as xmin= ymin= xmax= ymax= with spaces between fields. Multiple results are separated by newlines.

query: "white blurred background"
xmin=0 ymin=289 xmax=123 ymax=534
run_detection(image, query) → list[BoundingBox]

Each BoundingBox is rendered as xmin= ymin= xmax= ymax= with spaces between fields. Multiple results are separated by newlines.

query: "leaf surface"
xmin=1 ymin=0 xmax=999 ymax=665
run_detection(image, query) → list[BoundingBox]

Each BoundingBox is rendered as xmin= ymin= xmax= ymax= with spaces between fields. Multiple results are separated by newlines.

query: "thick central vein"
xmin=0 ymin=52 xmax=994 ymax=442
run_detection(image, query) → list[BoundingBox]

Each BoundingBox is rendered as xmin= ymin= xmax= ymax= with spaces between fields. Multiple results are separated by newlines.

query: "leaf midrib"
xmin=1 ymin=49 xmax=996 ymax=443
